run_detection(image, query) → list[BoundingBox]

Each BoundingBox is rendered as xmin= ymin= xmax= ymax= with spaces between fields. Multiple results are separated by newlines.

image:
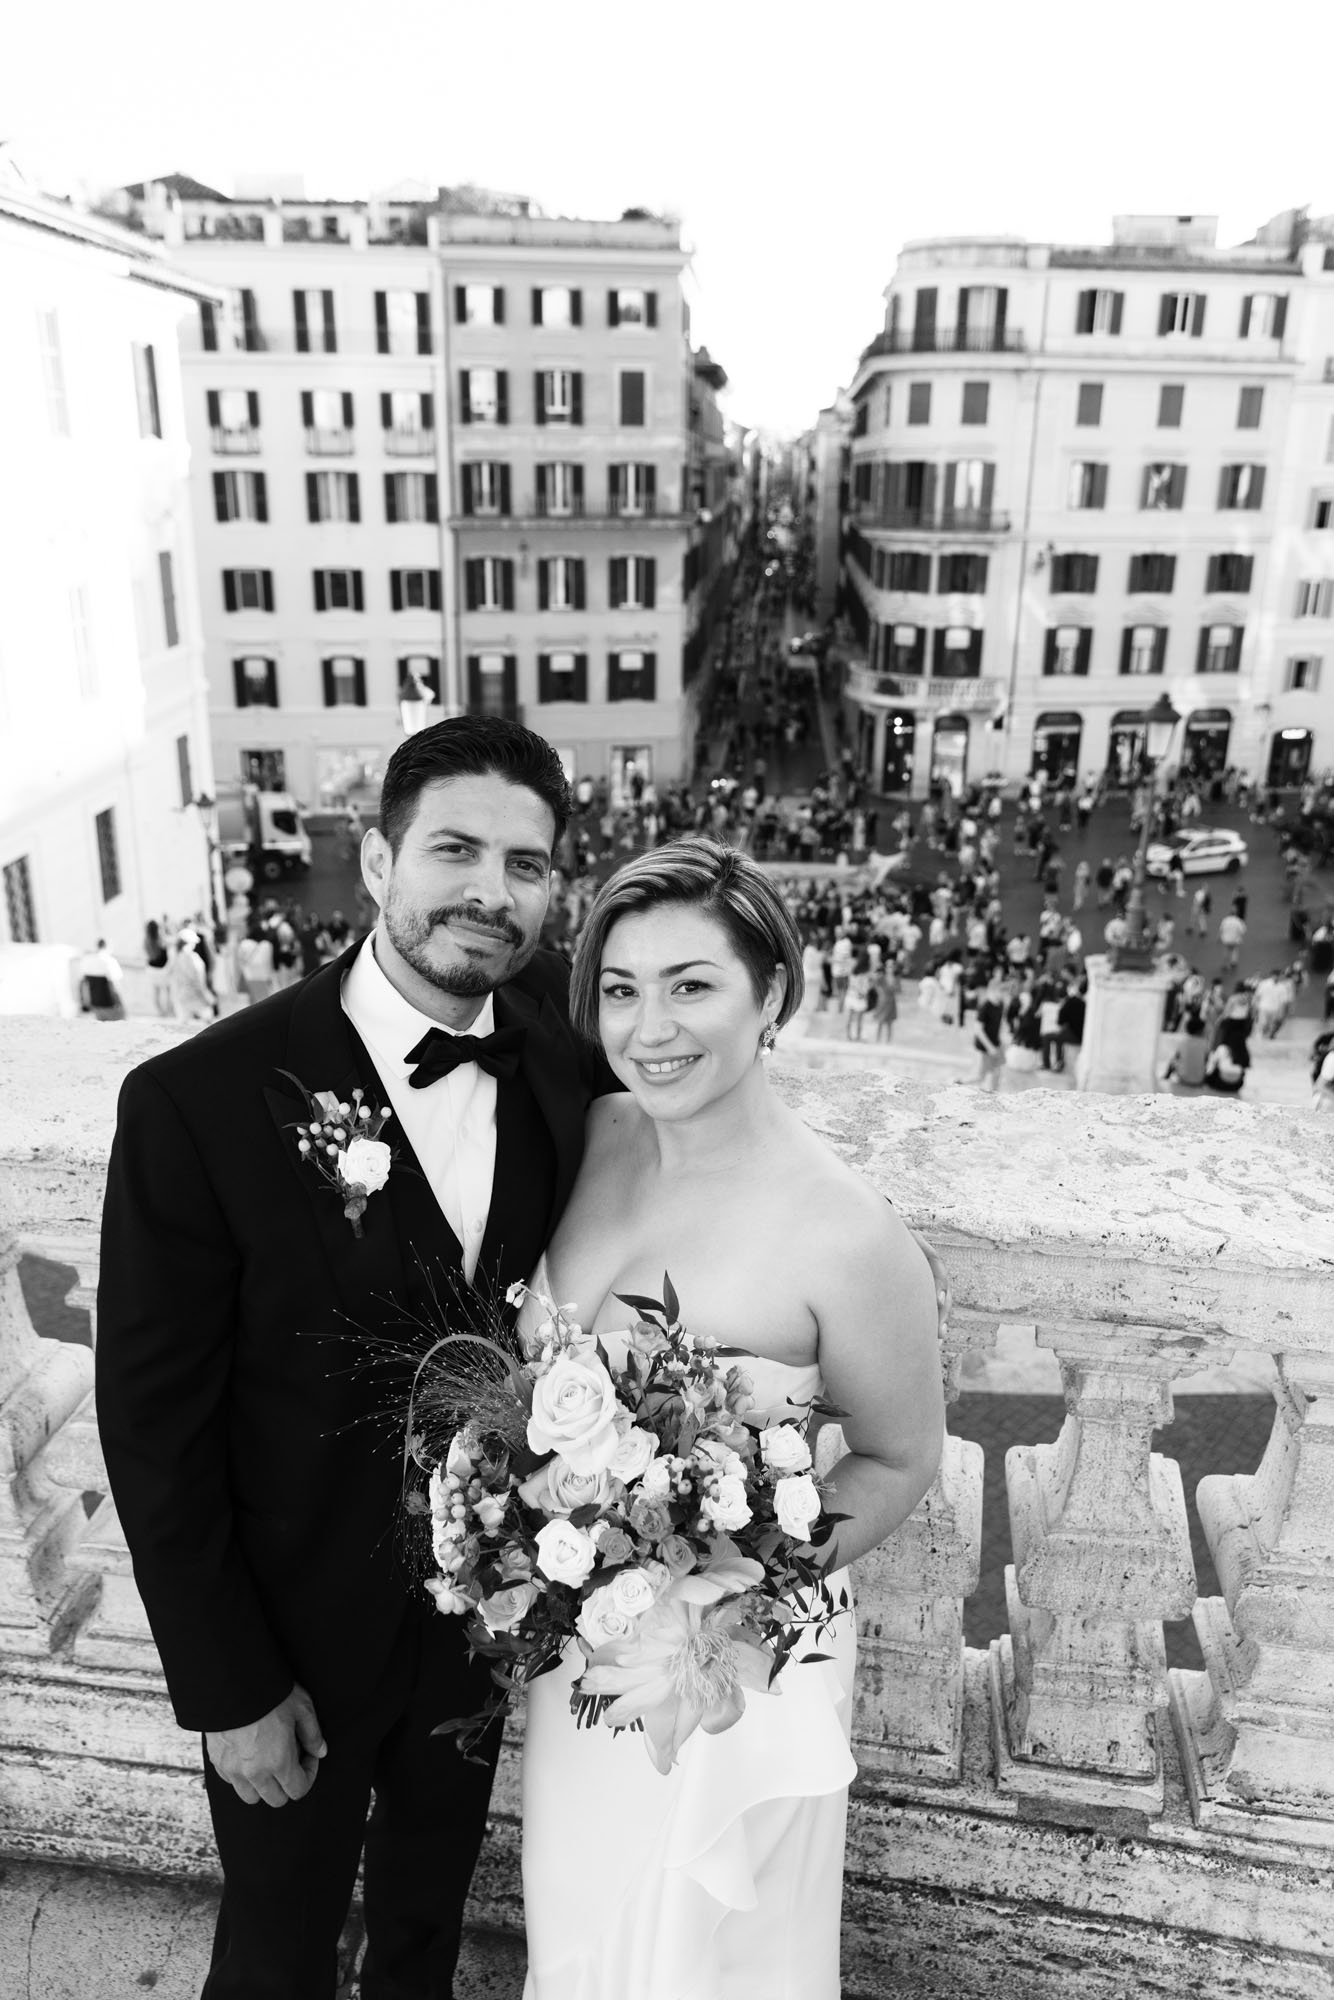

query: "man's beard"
xmin=381 ymin=890 xmax=537 ymax=996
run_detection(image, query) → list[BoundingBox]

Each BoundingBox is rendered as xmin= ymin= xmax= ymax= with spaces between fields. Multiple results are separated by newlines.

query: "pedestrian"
xmin=1038 ymin=988 xmax=1065 ymax=1072
xmin=973 ymin=973 xmax=1005 ymax=1092
xmin=79 ymin=938 xmax=126 ymax=1020
xmin=1218 ymin=909 xmax=1246 ymax=972
xmin=1094 ymin=858 xmax=1115 ymax=907
xmin=1190 ymin=885 xmax=1213 ymax=938
xmin=144 ymin=918 xmax=172 ymax=1017
xmin=845 ymin=955 xmax=872 ymax=1041
xmin=236 ymin=922 xmax=277 ymax=1005
xmin=1168 ymin=851 xmax=1186 ymax=899
xmin=871 ymin=967 xmax=899 ymax=1041
xmin=1072 ymin=860 xmax=1090 ymax=912
xmin=167 ymin=927 xmax=214 ymax=1022
xmin=1164 ymin=1010 xmax=1209 ymax=1090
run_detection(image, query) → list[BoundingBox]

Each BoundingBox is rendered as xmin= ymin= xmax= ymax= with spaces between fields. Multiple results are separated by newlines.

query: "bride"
xmin=520 ymin=838 xmax=945 ymax=1999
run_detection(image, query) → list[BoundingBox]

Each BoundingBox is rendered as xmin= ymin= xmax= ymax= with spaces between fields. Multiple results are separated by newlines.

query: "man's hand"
xmin=205 ymin=1683 xmax=327 ymax=1807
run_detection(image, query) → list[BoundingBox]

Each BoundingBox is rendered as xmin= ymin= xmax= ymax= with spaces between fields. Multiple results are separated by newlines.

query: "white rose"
xmin=526 ymin=1351 xmax=621 ymax=1475
xmin=338 ymin=1137 xmax=391 ymax=1194
xmin=695 ymin=1437 xmax=745 ymax=1482
xmin=606 ymin=1425 xmax=657 ymax=1485
xmin=424 ymin=1576 xmax=473 ymax=1616
xmin=445 ymin=1433 xmax=473 ymax=1480
xmin=534 ymin=1517 xmax=597 ymax=1586
xmin=478 ymin=1582 xmax=538 ymax=1634
xmin=773 ymin=1473 xmax=822 ymax=1541
xmin=639 ymin=1456 xmax=676 ymax=1499
xmin=608 ymin=1567 xmax=662 ymax=1619
xmin=760 ymin=1424 xmax=812 ymax=1475
xmin=700 ymin=1474 xmax=752 ymax=1533
xmin=576 ymin=1585 xmax=636 ymax=1650
xmin=474 ymin=1492 xmax=508 ymax=1535
xmin=518 ymin=1457 xmax=609 ymax=1518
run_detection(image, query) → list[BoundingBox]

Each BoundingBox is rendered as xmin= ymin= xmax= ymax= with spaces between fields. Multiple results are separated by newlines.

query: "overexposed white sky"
xmin=6 ymin=0 xmax=1331 ymax=435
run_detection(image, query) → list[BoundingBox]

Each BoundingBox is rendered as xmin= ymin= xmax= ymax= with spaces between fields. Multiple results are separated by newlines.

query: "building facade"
xmin=111 ymin=181 xmax=732 ymax=806
xmin=0 ymin=168 xmax=215 ymax=969
xmin=840 ymin=212 xmax=1334 ymax=797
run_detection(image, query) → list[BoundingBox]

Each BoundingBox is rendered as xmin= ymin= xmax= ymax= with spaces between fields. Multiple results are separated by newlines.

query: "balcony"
xmin=452 ymin=499 xmax=682 ymax=527
xmin=210 ymin=426 xmax=260 ymax=455
xmin=5 ymin=1021 xmax=1334 ymax=1990
xmin=305 ymin=427 xmax=355 ymax=456
xmin=383 ymin=428 xmax=436 ymax=457
xmin=850 ymin=501 xmax=1012 ymax=535
xmin=860 ymin=326 xmax=1027 ymax=363
xmin=846 ymin=666 xmax=1005 ymax=710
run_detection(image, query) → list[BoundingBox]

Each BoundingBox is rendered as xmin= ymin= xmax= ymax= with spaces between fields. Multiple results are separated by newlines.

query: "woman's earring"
xmin=759 ymin=1021 xmax=778 ymax=1056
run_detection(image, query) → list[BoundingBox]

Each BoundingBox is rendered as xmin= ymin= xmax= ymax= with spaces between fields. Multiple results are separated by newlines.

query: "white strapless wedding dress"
xmin=519 ymin=1258 xmax=857 ymax=2000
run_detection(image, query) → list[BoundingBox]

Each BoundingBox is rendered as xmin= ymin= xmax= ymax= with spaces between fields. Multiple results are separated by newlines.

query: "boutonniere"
xmin=278 ymin=1071 xmax=395 ymax=1238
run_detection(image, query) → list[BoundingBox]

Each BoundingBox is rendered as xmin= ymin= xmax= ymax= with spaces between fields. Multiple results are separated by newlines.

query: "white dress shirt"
xmin=341 ymin=937 xmax=498 ymax=1284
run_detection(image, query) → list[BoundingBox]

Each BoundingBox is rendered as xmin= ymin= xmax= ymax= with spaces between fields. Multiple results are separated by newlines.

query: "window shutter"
xmin=342 ymin=391 xmax=354 ymax=428
xmin=465 ymin=560 xmax=479 ymax=613
xmin=496 ymin=372 xmax=508 ymax=425
xmin=502 ymin=562 xmax=515 ymax=612
xmin=377 ymin=392 xmax=391 ymax=432
xmin=425 ymin=474 xmax=439 ymax=523
xmin=994 ymin=290 xmax=1008 ymax=342
xmin=535 ymin=371 xmax=547 ymax=425
xmin=1091 ymin=464 xmax=1107 ymax=509
xmin=571 ymin=289 xmax=583 ymax=326
xmin=1191 ymin=295 xmax=1206 ymax=337
xmin=232 ymin=659 xmax=248 ymax=706
xmin=314 ymin=569 xmax=327 ymax=611
xmin=301 ymin=390 xmax=314 ymax=428
xmin=348 ymin=475 xmax=361 ymax=529
xmin=1273 ymin=296 xmax=1288 ymax=339
xmin=642 ymin=559 xmax=656 ymax=610
xmin=572 ymin=373 xmax=584 ymax=425
xmin=214 ymin=471 xmax=229 ymax=521
xmin=1119 ymin=627 xmax=1131 ymax=675
xmin=242 ymin=291 xmax=260 ymax=349
xmin=638 ymin=653 xmax=656 ymax=701
xmin=572 ymin=560 xmax=586 ymax=611
xmin=201 ymin=301 xmax=218 ymax=350
xmin=500 ymin=465 xmax=512 ymax=515
xmin=1196 ymin=627 xmax=1210 ymax=674
xmin=1075 ymin=290 xmax=1093 ymax=335
xmin=461 ymin=465 xmax=474 ymax=516
xmin=941 ymin=463 xmax=958 ymax=523
xmin=1249 ymin=467 xmax=1266 ymax=510
xmin=352 ymin=572 xmax=364 ymax=612
xmin=1170 ymin=465 xmax=1186 ymax=509
xmin=1157 ymin=295 xmax=1174 ymax=336
xmin=955 ymin=288 xmax=969 ymax=341
xmin=609 ymin=556 xmax=625 ymax=609
xmin=353 ymin=659 xmax=366 ymax=706
xmin=429 ymin=571 xmax=441 ymax=611
xmin=921 ymin=463 xmax=938 ymax=519
xmin=1239 ymin=295 xmax=1253 ymax=338
xmin=494 ymin=287 xmax=505 ymax=324
xmin=1217 ymin=467 xmax=1231 ymax=509
xmin=573 ymin=463 xmax=585 ymax=510
xmin=457 ymin=369 xmax=472 ymax=424
xmin=1154 ymin=628 xmax=1168 ymax=674
xmin=646 ymin=291 xmax=658 ymax=328
xmin=608 ymin=289 xmax=619 ymax=328
xmin=247 ymin=390 xmax=260 ymax=428
xmin=980 ymin=463 xmax=995 ymax=514
xmin=532 ymin=288 xmax=544 ymax=326
xmin=1229 ymin=628 xmax=1243 ymax=672
xmin=414 ymin=293 xmax=431 ymax=354
xmin=261 ymin=571 xmax=274 ymax=612
xmin=574 ymin=653 xmax=588 ymax=701
xmin=502 ymin=656 xmax=517 ymax=721
xmin=455 ymin=285 xmax=467 ymax=323
xmin=294 ymin=290 xmax=309 ymax=353
xmin=206 ymin=389 xmax=220 ymax=427
xmin=535 ymin=463 xmax=548 ymax=511
xmin=1109 ymin=293 xmax=1124 ymax=335
xmin=255 ymin=472 xmax=268 ymax=523
xmin=537 ymin=560 xmax=549 ymax=612
xmin=912 ymin=627 xmax=926 ymax=673
xmin=264 ymin=660 xmax=278 ymax=706
xmin=384 ymin=474 xmax=398 ymax=523
xmin=608 ymin=651 xmax=620 ymax=698
xmin=374 ymin=292 xmax=389 ymax=354
xmin=322 ymin=658 xmax=336 ymax=706
xmin=1076 ymin=628 xmax=1092 ymax=676
xmin=1043 ymin=627 xmax=1061 ymax=674
xmin=467 ymin=656 xmax=481 ymax=710
xmin=391 ymin=571 xmax=403 ymax=611
xmin=644 ymin=464 xmax=657 ymax=512
xmin=608 ymin=463 xmax=622 ymax=510
xmin=620 ymin=372 xmax=644 ymax=426
xmin=321 ymin=291 xmax=336 ymax=351
xmin=306 ymin=471 xmax=319 ymax=522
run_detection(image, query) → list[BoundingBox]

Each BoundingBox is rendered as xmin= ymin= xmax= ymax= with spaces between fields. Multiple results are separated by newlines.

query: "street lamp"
xmin=398 ymin=667 xmax=437 ymax=736
xmin=1112 ymin=690 xmax=1181 ymax=971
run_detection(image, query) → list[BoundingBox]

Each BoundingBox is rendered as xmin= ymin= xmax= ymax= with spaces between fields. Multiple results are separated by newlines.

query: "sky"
xmin=5 ymin=0 xmax=1332 ymax=436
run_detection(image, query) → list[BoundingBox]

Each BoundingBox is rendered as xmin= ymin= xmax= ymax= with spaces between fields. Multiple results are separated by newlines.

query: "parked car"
xmin=1145 ymin=828 xmax=1249 ymax=878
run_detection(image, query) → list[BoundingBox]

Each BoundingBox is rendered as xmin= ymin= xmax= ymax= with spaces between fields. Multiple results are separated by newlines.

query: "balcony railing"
xmin=383 ymin=429 xmax=436 ymax=457
xmin=845 ymin=667 xmax=1006 ymax=710
xmin=305 ymin=427 xmax=355 ymax=456
xmin=7 ymin=1024 xmax=1334 ymax=1986
xmin=860 ymin=327 xmax=1027 ymax=362
xmin=210 ymin=426 xmax=261 ymax=455
xmin=452 ymin=498 xmax=681 ymax=526
xmin=850 ymin=502 xmax=1012 ymax=535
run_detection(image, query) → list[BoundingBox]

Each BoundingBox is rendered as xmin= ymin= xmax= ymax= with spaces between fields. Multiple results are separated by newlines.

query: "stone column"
xmin=1076 ymin=953 xmax=1174 ymax=1096
xmin=1171 ymin=1352 xmax=1334 ymax=1841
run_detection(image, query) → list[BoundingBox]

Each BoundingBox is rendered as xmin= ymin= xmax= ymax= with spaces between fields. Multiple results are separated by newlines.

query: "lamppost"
xmin=1111 ymin=690 xmax=1181 ymax=971
xmin=398 ymin=667 xmax=438 ymax=737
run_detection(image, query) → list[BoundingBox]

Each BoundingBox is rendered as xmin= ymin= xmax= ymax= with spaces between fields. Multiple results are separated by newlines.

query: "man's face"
xmin=361 ymin=773 xmax=555 ymax=1016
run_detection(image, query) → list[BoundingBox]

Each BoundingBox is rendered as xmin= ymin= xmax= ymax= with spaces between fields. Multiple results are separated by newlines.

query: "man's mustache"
xmin=429 ymin=905 xmax=524 ymax=945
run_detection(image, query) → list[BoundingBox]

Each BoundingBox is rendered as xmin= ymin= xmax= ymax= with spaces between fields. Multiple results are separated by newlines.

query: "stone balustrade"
xmin=3 ymin=1016 xmax=1334 ymax=1993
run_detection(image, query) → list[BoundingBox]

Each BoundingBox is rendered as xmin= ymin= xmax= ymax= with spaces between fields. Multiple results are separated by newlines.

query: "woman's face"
xmin=597 ymin=904 xmax=778 ymax=1121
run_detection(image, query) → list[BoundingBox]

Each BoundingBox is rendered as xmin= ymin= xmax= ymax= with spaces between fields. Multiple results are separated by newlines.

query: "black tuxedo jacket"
xmin=95 ymin=943 xmax=614 ymax=1734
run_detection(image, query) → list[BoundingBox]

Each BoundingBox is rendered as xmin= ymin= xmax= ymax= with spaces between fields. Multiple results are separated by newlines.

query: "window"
xmin=69 ymin=586 xmax=96 ymax=697
xmin=1043 ymin=625 xmax=1091 ymax=676
xmin=1237 ymin=386 xmax=1264 ymax=430
xmin=884 ymin=624 xmax=925 ymax=674
xmin=321 ymin=656 xmax=366 ymax=707
xmin=960 ymin=382 xmax=989 ymax=425
xmin=158 ymin=552 xmax=179 ymax=647
xmin=852 ymin=462 xmax=874 ymax=507
xmin=375 ymin=289 xmax=431 ymax=356
xmin=1120 ymin=625 xmax=1167 ymax=676
xmin=907 ymin=382 xmax=931 ymax=425
xmin=301 ymin=388 xmax=354 ymax=450
xmin=37 ymin=310 xmax=69 ymax=434
xmin=537 ymin=462 xmax=585 ymax=517
xmin=1286 ymin=657 xmax=1322 ymax=691
xmin=222 ymin=569 xmax=274 ymax=612
xmin=213 ymin=470 xmax=268 ymax=523
xmin=176 ymin=735 xmax=193 ymax=809
xmin=532 ymin=286 xmax=582 ymax=329
xmin=1205 ymin=553 xmax=1253 ymax=593
xmin=1075 ymin=289 xmax=1123 ymax=335
xmin=881 ymin=384 xmax=892 ymax=427
xmin=209 ymin=387 xmax=260 ymax=448
xmin=232 ymin=656 xmax=278 ymax=707
xmin=619 ymin=371 xmax=646 ymax=427
xmin=886 ymin=551 xmax=932 ymax=592
xmin=538 ymin=650 xmax=588 ymax=702
xmin=1068 ymin=461 xmax=1108 ymax=510
xmin=1142 ymin=463 xmax=1186 ymax=510
xmin=465 ymin=556 xmax=516 ymax=611
xmin=205 ymin=287 xmax=261 ymax=353
xmin=1313 ymin=497 xmax=1334 ymax=530
xmin=466 ymin=652 xmax=517 ymax=719
xmin=95 ymin=807 xmax=122 ymax=902
xmin=455 ymin=284 xmax=505 ymax=325
xmin=937 ymin=552 xmax=988 ymax=594
xmin=384 ymin=472 xmax=439 ymax=523
xmin=305 ymin=470 xmax=360 ymax=523
xmin=536 ymin=556 xmax=586 ymax=611
xmin=1157 ymin=384 xmax=1185 ymax=429
xmin=1218 ymin=464 xmax=1265 ymax=511
xmin=4 ymin=855 xmax=37 ymax=941
xmin=852 ymin=401 xmax=869 ymax=438
xmin=460 ymin=369 xmax=504 ymax=425
xmin=390 ymin=569 xmax=442 ymax=611
xmin=1049 ymin=553 xmax=1099 ymax=594
xmin=956 ymin=286 xmax=1006 ymax=347
xmin=398 ymin=655 xmax=441 ymax=702
xmin=942 ymin=459 xmax=994 ymax=520
xmin=313 ymin=569 xmax=364 ymax=611
xmin=1159 ymin=292 xmax=1206 ymax=336
xmin=608 ymin=650 xmax=657 ymax=701
xmin=1295 ymin=578 xmax=1334 ymax=618
xmin=132 ymin=343 xmax=162 ymax=437
xmin=608 ymin=463 xmax=656 ymax=516
xmin=383 ymin=389 xmax=435 ymax=450
xmin=932 ymin=627 xmax=983 ymax=677
xmin=1196 ymin=623 xmax=1242 ymax=674
xmin=1076 ymin=382 xmax=1103 ymax=427
xmin=609 ymin=288 xmax=657 ymax=328
xmin=1240 ymin=293 xmax=1288 ymax=339
xmin=1127 ymin=553 xmax=1176 ymax=593
xmin=537 ymin=369 xmax=583 ymax=425
xmin=608 ymin=556 xmax=657 ymax=610
xmin=461 ymin=462 xmax=512 ymax=517
xmin=293 ymin=289 xmax=336 ymax=353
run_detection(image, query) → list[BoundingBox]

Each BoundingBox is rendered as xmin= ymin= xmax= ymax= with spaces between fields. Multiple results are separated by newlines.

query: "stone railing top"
xmin=1 ymin=1020 xmax=1330 ymax=1350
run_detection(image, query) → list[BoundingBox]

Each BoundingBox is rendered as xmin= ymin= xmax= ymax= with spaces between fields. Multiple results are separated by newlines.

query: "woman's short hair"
xmin=568 ymin=837 xmax=804 ymax=1044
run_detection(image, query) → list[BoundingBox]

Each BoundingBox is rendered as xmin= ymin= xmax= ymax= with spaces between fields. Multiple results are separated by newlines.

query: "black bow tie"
xmin=405 ymin=1024 xmax=526 ymax=1088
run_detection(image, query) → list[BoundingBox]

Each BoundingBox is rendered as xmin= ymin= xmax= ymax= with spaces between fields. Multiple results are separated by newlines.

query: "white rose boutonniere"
xmin=279 ymin=1072 xmax=395 ymax=1236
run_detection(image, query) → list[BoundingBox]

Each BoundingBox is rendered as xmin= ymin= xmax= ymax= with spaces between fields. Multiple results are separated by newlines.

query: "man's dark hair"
xmin=378 ymin=716 xmax=573 ymax=856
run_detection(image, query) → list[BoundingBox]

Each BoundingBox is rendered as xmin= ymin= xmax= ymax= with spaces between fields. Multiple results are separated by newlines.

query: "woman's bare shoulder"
xmin=584 ymin=1089 xmax=643 ymax=1157
xmin=777 ymin=1115 xmax=919 ymax=1277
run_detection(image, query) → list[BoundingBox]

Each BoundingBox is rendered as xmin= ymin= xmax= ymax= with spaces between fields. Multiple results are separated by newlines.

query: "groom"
xmin=96 ymin=717 xmax=616 ymax=1997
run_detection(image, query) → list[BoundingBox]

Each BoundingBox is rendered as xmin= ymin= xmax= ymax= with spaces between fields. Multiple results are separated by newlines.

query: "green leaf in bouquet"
xmin=614 ymin=1291 xmax=668 ymax=1319
xmin=662 ymin=1271 xmax=680 ymax=1324
xmin=567 ymin=1502 xmax=603 ymax=1529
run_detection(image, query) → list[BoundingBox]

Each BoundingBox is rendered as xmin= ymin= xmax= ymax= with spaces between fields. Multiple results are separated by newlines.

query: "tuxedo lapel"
xmin=493 ymin=981 xmax=588 ymax=1229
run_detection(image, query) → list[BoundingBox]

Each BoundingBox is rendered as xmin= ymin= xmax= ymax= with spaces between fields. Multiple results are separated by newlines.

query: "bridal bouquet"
xmin=409 ymin=1275 xmax=848 ymax=1772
